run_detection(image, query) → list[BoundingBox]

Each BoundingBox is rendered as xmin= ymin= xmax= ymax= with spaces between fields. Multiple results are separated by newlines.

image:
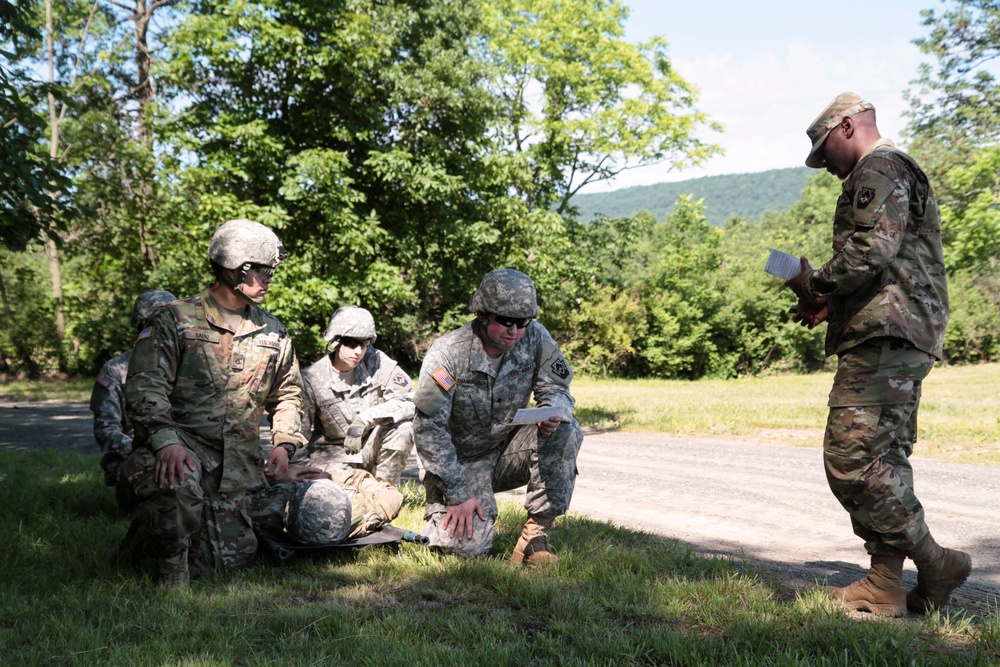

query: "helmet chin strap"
xmin=220 ymin=264 xmax=261 ymax=305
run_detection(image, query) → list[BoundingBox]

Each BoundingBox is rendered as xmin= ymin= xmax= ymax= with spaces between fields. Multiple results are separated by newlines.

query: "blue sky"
xmin=587 ymin=0 xmax=936 ymax=191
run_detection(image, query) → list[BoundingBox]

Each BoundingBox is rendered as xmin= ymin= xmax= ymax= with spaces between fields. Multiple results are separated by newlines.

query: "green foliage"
xmin=938 ymin=146 xmax=1000 ymax=273
xmin=573 ymin=167 xmax=813 ymax=227
xmin=0 ymin=249 xmax=59 ymax=375
xmin=942 ymin=268 xmax=1000 ymax=364
xmin=905 ymin=0 xmax=1000 ymax=185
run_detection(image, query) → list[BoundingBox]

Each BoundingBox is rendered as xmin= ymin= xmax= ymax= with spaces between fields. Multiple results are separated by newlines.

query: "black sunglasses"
xmin=340 ymin=336 xmax=371 ymax=349
xmin=245 ymin=263 xmax=275 ymax=280
xmin=493 ymin=315 xmax=531 ymax=330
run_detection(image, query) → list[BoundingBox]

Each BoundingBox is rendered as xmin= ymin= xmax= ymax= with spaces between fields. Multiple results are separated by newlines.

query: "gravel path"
xmin=3 ymin=401 xmax=995 ymax=616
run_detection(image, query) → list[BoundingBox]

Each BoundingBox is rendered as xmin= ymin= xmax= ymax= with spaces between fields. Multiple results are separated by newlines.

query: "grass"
xmin=572 ymin=363 xmax=1000 ymax=465
xmin=1 ymin=452 xmax=999 ymax=666
xmin=0 ymin=375 xmax=93 ymax=402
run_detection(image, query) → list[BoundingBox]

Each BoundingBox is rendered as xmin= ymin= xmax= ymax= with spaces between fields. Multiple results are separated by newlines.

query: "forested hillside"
xmin=2 ymin=0 xmax=999 ymax=381
xmin=573 ymin=167 xmax=811 ymax=225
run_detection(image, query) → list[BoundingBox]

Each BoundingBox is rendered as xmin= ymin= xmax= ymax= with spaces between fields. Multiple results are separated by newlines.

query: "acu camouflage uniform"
xmin=90 ymin=351 xmax=134 ymax=488
xmin=301 ymin=347 xmax=415 ymax=483
xmin=120 ymin=287 xmax=306 ymax=573
xmin=801 ymin=141 xmax=949 ymax=556
xmin=251 ymin=467 xmax=405 ymax=544
xmin=414 ymin=319 xmax=583 ymax=557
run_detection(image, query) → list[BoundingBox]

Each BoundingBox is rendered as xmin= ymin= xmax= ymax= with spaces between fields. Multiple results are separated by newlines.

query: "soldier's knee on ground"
xmin=422 ymin=513 xmax=494 ymax=558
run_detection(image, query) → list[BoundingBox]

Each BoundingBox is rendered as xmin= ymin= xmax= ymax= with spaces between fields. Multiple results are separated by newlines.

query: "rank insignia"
xmin=431 ymin=366 xmax=456 ymax=392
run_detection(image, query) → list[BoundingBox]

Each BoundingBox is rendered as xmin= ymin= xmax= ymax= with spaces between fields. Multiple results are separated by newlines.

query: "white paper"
xmin=764 ymin=249 xmax=803 ymax=281
xmin=510 ymin=406 xmax=561 ymax=425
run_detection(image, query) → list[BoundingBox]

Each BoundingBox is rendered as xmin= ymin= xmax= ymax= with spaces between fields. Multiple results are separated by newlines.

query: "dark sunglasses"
xmin=340 ymin=336 xmax=371 ymax=349
xmin=245 ymin=263 xmax=275 ymax=280
xmin=493 ymin=315 xmax=531 ymax=330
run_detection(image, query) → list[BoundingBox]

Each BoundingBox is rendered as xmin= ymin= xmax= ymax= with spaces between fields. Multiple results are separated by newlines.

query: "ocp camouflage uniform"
xmin=301 ymin=347 xmax=415 ymax=483
xmin=90 ymin=351 xmax=133 ymax=487
xmin=120 ymin=287 xmax=305 ymax=573
xmin=801 ymin=142 xmax=948 ymax=556
xmin=414 ymin=319 xmax=583 ymax=557
xmin=251 ymin=467 xmax=404 ymax=542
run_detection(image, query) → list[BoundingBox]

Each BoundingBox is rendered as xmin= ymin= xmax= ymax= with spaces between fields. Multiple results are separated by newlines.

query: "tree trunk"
xmin=44 ymin=0 xmax=66 ymax=370
xmin=133 ymin=0 xmax=157 ymax=269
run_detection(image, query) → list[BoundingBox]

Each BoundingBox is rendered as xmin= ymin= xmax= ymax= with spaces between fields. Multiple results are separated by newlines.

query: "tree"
xmin=905 ymin=0 xmax=1000 ymax=183
xmin=0 ymin=0 xmax=70 ymax=252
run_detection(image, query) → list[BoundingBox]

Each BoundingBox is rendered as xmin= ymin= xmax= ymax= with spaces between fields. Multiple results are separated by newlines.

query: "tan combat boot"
xmin=511 ymin=515 xmax=558 ymax=566
xmin=906 ymin=533 xmax=972 ymax=614
xmin=829 ymin=554 xmax=907 ymax=617
xmin=159 ymin=549 xmax=190 ymax=588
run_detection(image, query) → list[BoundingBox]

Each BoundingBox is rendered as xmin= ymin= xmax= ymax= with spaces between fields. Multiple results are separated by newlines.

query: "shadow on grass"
xmin=574 ymin=406 xmax=623 ymax=432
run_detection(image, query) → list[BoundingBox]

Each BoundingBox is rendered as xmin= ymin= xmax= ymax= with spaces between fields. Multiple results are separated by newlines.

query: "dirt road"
xmin=3 ymin=401 xmax=996 ymax=615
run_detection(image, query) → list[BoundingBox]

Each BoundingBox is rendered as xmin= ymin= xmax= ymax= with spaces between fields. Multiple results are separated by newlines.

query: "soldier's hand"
xmin=443 ymin=498 xmax=485 ymax=541
xmin=154 ymin=444 xmax=195 ymax=490
xmin=264 ymin=445 xmax=290 ymax=480
xmin=789 ymin=297 xmax=829 ymax=329
xmin=343 ymin=416 xmax=370 ymax=454
xmin=538 ymin=412 xmax=563 ymax=436
xmin=784 ymin=256 xmax=813 ymax=300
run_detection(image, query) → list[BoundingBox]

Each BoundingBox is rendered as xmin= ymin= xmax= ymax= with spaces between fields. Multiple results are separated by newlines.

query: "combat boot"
xmin=159 ymin=550 xmax=190 ymax=588
xmin=511 ymin=515 xmax=558 ymax=566
xmin=906 ymin=533 xmax=972 ymax=614
xmin=113 ymin=519 xmax=150 ymax=566
xmin=829 ymin=554 xmax=907 ymax=617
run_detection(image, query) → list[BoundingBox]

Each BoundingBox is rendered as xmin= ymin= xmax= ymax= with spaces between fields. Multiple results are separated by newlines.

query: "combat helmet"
xmin=129 ymin=290 xmax=177 ymax=332
xmin=285 ymin=479 xmax=353 ymax=546
xmin=208 ymin=218 xmax=287 ymax=270
xmin=323 ymin=306 xmax=377 ymax=344
xmin=469 ymin=268 xmax=538 ymax=318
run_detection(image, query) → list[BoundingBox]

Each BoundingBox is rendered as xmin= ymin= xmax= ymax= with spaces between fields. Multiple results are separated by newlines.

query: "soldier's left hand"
xmin=264 ymin=445 xmax=290 ymax=480
xmin=538 ymin=412 xmax=563 ymax=436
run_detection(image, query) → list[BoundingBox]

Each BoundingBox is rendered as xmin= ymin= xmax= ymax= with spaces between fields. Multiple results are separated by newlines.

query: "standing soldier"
xmin=300 ymin=306 xmax=416 ymax=486
xmin=90 ymin=289 xmax=176 ymax=494
xmin=786 ymin=93 xmax=971 ymax=615
xmin=118 ymin=219 xmax=306 ymax=586
xmin=414 ymin=268 xmax=583 ymax=565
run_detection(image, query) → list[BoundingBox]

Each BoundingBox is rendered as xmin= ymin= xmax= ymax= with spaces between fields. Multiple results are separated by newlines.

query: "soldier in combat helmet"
xmin=786 ymin=93 xmax=971 ymax=616
xmin=413 ymin=268 xmax=583 ymax=565
xmin=299 ymin=306 xmax=416 ymax=486
xmin=90 ymin=289 xmax=176 ymax=496
xmin=117 ymin=219 xmax=307 ymax=586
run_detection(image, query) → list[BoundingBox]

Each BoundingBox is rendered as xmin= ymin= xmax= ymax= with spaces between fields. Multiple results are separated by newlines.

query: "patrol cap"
xmin=805 ymin=92 xmax=875 ymax=168
xmin=469 ymin=268 xmax=538 ymax=319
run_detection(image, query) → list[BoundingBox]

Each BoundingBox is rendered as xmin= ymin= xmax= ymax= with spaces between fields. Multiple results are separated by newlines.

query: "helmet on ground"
xmin=208 ymin=219 xmax=287 ymax=270
xmin=469 ymin=268 xmax=538 ymax=318
xmin=130 ymin=290 xmax=177 ymax=332
xmin=323 ymin=306 xmax=377 ymax=343
xmin=285 ymin=479 xmax=352 ymax=545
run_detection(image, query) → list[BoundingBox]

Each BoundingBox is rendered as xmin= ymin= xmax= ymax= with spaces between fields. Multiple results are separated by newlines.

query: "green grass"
xmin=572 ymin=363 xmax=1000 ymax=464
xmin=1 ymin=450 xmax=998 ymax=666
xmin=0 ymin=375 xmax=92 ymax=402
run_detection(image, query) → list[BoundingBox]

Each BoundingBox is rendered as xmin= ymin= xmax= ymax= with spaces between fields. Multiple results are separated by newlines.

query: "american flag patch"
xmin=136 ymin=326 xmax=153 ymax=341
xmin=431 ymin=366 xmax=456 ymax=392
xmin=95 ymin=372 xmax=112 ymax=389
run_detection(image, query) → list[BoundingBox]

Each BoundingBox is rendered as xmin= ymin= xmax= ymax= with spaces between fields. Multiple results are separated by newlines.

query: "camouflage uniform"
xmin=801 ymin=140 xmax=948 ymax=556
xmin=120 ymin=287 xmax=305 ymax=573
xmin=251 ymin=467 xmax=404 ymax=543
xmin=90 ymin=351 xmax=133 ymax=488
xmin=91 ymin=290 xmax=176 ymax=491
xmin=414 ymin=319 xmax=583 ymax=557
xmin=301 ymin=347 xmax=415 ymax=484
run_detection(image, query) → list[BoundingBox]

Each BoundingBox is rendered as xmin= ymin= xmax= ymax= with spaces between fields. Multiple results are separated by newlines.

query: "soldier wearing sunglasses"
xmin=299 ymin=306 xmax=416 ymax=486
xmin=414 ymin=268 xmax=583 ymax=565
